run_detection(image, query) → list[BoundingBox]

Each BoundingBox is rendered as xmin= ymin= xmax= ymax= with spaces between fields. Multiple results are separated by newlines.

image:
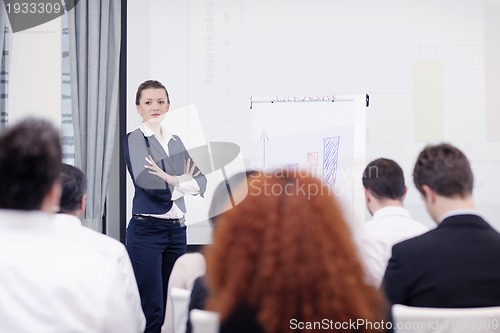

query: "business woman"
xmin=124 ymin=80 xmax=207 ymax=333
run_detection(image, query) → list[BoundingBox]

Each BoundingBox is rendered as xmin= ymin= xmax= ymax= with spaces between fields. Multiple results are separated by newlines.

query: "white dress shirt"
xmin=0 ymin=209 xmax=145 ymax=333
xmin=355 ymin=206 xmax=429 ymax=287
xmin=52 ymin=213 xmax=146 ymax=332
xmin=139 ymin=123 xmax=201 ymax=219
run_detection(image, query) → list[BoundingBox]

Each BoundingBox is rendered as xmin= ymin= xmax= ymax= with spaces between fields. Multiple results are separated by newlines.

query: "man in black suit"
xmin=382 ymin=143 xmax=500 ymax=307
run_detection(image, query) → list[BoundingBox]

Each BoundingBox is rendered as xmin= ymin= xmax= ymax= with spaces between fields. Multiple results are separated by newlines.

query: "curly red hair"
xmin=205 ymin=169 xmax=387 ymax=333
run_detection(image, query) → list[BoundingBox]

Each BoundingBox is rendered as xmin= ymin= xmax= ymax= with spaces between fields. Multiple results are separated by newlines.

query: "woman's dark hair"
xmin=135 ymin=80 xmax=170 ymax=105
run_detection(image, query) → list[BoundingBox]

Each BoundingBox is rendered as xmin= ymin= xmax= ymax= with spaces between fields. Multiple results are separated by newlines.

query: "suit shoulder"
xmin=392 ymin=228 xmax=436 ymax=254
xmin=124 ymin=128 xmax=144 ymax=145
xmin=125 ymin=130 xmax=149 ymax=154
xmin=127 ymin=128 xmax=144 ymax=140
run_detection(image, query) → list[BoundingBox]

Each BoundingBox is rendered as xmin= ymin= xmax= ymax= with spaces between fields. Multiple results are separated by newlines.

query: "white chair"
xmin=190 ymin=309 xmax=220 ymax=333
xmin=392 ymin=304 xmax=500 ymax=333
xmin=170 ymin=287 xmax=192 ymax=333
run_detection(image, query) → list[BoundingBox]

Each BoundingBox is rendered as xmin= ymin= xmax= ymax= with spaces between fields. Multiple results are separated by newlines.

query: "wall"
xmin=8 ymin=17 xmax=61 ymax=125
xmin=126 ymin=0 xmax=500 ymax=240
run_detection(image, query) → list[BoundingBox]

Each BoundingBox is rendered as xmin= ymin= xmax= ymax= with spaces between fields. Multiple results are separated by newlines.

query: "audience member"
xmin=0 ymin=118 xmax=142 ymax=333
xmin=356 ymin=158 xmax=428 ymax=287
xmin=52 ymin=163 xmax=146 ymax=331
xmin=383 ymin=143 xmax=500 ymax=307
xmin=204 ymin=169 xmax=388 ymax=333
xmin=162 ymin=171 xmax=253 ymax=333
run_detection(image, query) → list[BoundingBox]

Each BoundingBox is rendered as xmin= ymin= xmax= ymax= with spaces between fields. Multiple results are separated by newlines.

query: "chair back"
xmin=392 ymin=304 xmax=500 ymax=333
xmin=190 ymin=309 xmax=220 ymax=333
xmin=170 ymin=287 xmax=192 ymax=333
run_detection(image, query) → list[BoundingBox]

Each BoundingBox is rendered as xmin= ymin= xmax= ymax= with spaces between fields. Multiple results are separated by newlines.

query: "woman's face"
xmin=136 ymin=88 xmax=170 ymax=124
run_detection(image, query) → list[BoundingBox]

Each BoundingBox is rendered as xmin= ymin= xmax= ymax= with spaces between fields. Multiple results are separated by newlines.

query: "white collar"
xmin=52 ymin=213 xmax=82 ymax=227
xmin=439 ymin=209 xmax=481 ymax=223
xmin=372 ymin=206 xmax=410 ymax=219
xmin=139 ymin=123 xmax=176 ymax=142
xmin=0 ymin=209 xmax=53 ymax=228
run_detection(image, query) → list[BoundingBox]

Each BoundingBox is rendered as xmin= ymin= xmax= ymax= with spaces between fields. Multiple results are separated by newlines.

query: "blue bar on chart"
xmin=323 ymin=136 xmax=340 ymax=186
